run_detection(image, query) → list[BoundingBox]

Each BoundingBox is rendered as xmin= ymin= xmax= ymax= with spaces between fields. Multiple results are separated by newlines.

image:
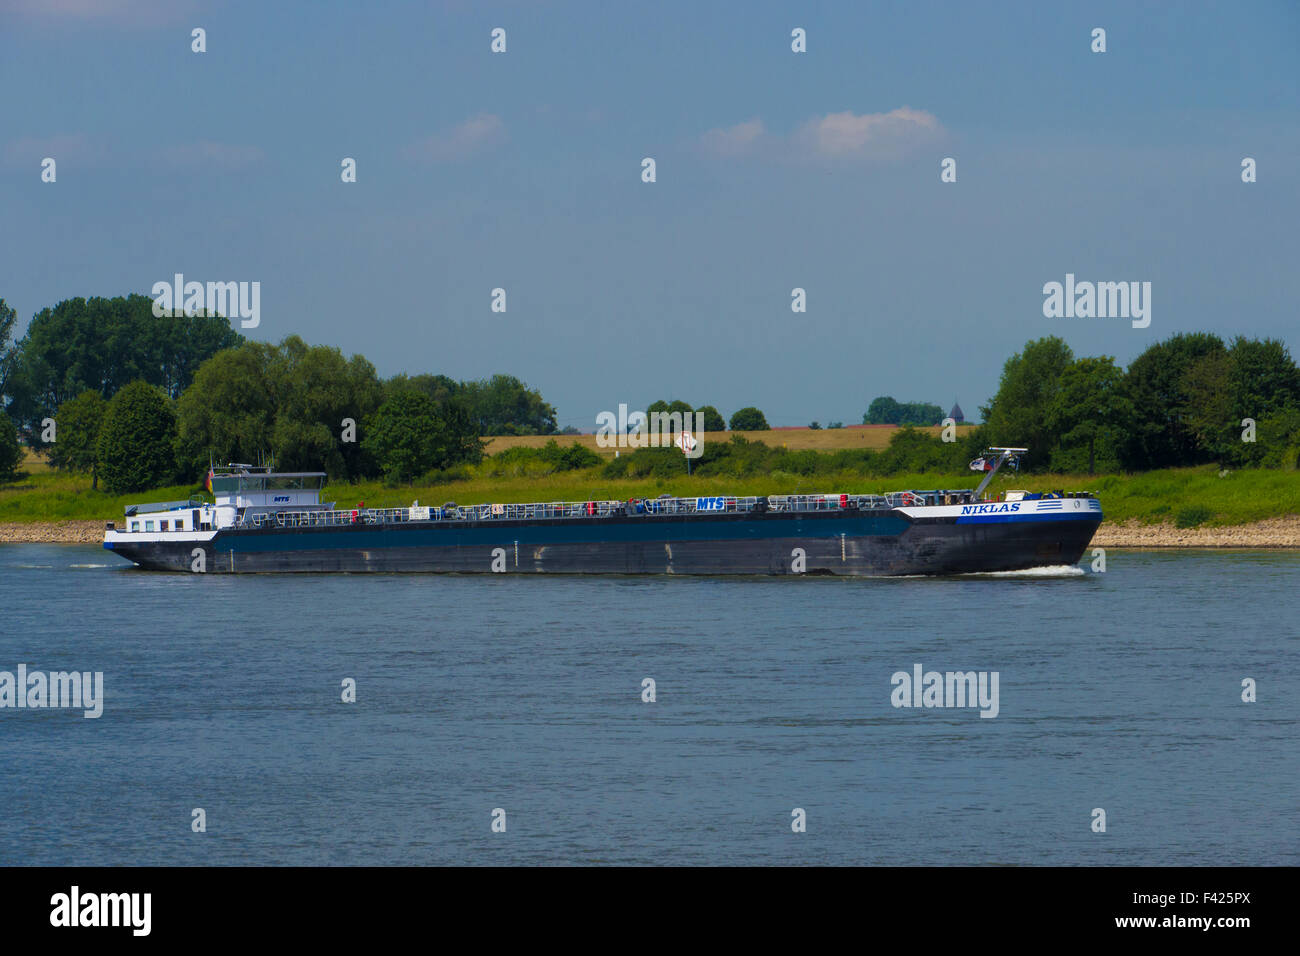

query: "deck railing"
xmin=219 ymin=488 xmax=1019 ymax=530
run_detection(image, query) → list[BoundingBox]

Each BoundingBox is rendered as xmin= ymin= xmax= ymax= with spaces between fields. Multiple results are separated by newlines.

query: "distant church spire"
xmin=949 ymin=400 xmax=964 ymax=424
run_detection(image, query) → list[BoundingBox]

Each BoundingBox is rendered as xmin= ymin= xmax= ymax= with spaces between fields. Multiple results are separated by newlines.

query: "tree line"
xmin=2 ymin=293 xmax=1297 ymax=488
xmin=980 ymin=333 xmax=1300 ymax=473
xmin=599 ymin=332 xmax=1300 ymax=480
xmin=644 ymin=399 xmax=770 ymax=432
xmin=0 ymin=295 xmax=559 ymax=489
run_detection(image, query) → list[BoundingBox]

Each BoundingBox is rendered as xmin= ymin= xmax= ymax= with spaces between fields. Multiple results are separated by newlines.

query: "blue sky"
xmin=2 ymin=0 xmax=1297 ymax=428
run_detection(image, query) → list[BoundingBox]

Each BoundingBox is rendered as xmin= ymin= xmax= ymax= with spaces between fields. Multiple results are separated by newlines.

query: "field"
xmin=17 ymin=447 xmax=52 ymax=473
xmin=484 ymin=424 xmax=977 ymax=456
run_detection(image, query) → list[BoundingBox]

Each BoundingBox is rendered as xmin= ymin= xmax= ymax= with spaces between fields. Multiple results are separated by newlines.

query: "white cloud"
xmin=403 ymin=114 xmax=508 ymax=163
xmin=2 ymin=133 xmax=105 ymax=170
xmin=700 ymin=107 xmax=944 ymax=162
xmin=699 ymin=119 xmax=766 ymax=157
xmin=793 ymin=107 xmax=942 ymax=159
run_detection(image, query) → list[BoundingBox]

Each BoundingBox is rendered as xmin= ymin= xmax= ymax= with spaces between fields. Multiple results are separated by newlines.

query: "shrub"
xmin=1174 ymin=505 xmax=1214 ymax=528
xmin=488 ymin=440 xmax=601 ymax=475
xmin=363 ymin=391 xmax=482 ymax=484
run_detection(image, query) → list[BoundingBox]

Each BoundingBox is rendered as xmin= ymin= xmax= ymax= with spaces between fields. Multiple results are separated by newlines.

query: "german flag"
xmin=204 ymin=467 xmax=214 ymax=493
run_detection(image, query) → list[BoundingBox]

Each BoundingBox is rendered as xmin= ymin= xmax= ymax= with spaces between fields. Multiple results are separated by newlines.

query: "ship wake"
xmin=961 ymin=564 xmax=1086 ymax=578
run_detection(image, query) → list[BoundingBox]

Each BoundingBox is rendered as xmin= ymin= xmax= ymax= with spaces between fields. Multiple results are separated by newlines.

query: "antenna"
xmin=974 ymin=447 xmax=1028 ymax=497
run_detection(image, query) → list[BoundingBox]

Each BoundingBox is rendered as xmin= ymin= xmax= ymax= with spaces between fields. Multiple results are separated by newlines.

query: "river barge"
xmin=102 ymin=448 xmax=1102 ymax=576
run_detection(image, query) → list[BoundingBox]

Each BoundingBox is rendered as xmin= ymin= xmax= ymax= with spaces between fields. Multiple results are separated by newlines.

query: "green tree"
xmin=1117 ymin=332 xmax=1226 ymax=470
xmin=900 ymin=402 xmax=944 ymax=426
xmin=47 ymin=390 xmax=109 ymax=488
xmin=1217 ymin=338 xmax=1300 ymax=467
xmin=175 ymin=343 xmax=278 ymax=476
xmin=0 ymin=298 xmax=19 ymax=408
xmin=729 ymin=406 xmax=770 ymax=430
xmin=864 ymin=396 xmax=903 ymax=425
xmin=1226 ymin=336 xmax=1300 ymax=423
xmin=1255 ymin=408 xmax=1300 ymax=469
xmin=460 ymin=374 xmax=557 ymax=435
xmin=385 ymin=373 xmax=461 ymax=404
xmin=1046 ymin=356 xmax=1130 ymax=475
xmin=696 ymin=405 xmax=726 ymax=432
xmin=4 ymin=295 xmax=240 ymax=441
xmin=0 ymin=411 xmax=21 ymax=482
xmin=864 ymin=397 xmax=941 ymax=426
xmin=96 ymin=381 xmax=178 ymax=494
xmin=268 ymin=338 xmax=384 ymax=479
xmin=981 ymin=336 xmax=1075 ymax=470
xmin=175 ymin=336 xmax=383 ymax=480
xmin=1180 ymin=351 xmax=1236 ymax=465
xmin=362 ymin=391 xmax=483 ymax=484
xmin=645 ymin=399 xmax=695 ymax=436
xmin=156 ymin=308 xmax=246 ymax=399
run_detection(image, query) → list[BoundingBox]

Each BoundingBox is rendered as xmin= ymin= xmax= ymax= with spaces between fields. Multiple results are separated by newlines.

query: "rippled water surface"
xmin=1 ymin=543 xmax=1296 ymax=865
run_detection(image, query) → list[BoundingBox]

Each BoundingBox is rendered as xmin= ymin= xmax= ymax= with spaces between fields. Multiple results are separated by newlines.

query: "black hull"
xmin=105 ymin=509 xmax=1102 ymax=576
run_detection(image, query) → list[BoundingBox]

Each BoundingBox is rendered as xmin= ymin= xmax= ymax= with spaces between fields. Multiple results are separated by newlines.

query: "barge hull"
xmin=105 ymin=510 xmax=1102 ymax=576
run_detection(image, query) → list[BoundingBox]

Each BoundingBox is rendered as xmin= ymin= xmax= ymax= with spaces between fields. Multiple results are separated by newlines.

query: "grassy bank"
xmin=3 ymin=461 xmax=1298 ymax=528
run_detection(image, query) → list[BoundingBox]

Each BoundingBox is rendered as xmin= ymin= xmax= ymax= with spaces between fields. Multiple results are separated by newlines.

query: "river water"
xmin=0 ymin=543 xmax=1296 ymax=865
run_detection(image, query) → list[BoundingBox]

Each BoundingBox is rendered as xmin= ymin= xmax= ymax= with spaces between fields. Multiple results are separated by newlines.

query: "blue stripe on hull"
xmin=955 ymin=512 xmax=1103 ymax=525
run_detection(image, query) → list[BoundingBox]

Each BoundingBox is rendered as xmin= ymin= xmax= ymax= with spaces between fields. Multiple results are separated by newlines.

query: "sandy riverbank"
xmin=0 ymin=521 xmax=108 ymax=543
xmin=4 ymin=516 xmax=1300 ymax=548
xmin=1090 ymin=515 xmax=1300 ymax=548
